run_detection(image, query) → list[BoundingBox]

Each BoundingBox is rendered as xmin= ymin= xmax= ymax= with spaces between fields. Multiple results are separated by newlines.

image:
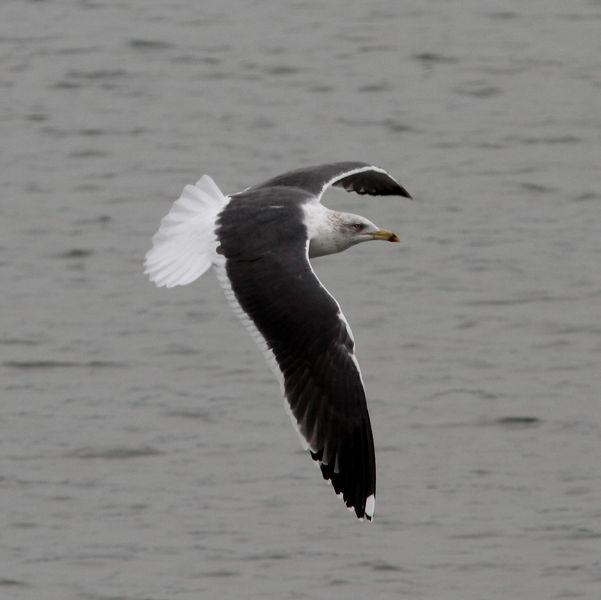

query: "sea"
xmin=1 ymin=1 xmax=600 ymax=598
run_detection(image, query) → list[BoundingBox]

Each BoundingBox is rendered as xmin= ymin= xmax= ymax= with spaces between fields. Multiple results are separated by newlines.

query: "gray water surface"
xmin=2 ymin=1 xmax=601 ymax=599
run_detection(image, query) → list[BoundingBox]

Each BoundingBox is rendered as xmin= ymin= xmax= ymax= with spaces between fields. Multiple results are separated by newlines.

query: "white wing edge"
xmin=144 ymin=175 xmax=229 ymax=288
xmin=315 ymin=164 xmax=392 ymax=203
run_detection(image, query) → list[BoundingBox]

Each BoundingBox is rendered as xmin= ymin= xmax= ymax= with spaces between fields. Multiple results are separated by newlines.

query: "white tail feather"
xmin=144 ymin=175 xmax=229 ymax=288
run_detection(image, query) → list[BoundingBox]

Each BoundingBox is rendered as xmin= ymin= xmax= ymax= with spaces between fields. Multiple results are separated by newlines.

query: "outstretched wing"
xmin=246 ymin=161 xmax=411 ymax=201
xmin=215 ymin=188 xmax=376 ymax=520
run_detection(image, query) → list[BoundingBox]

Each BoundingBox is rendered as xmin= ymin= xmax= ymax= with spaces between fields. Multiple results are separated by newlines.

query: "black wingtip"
xmin=334 ymin=168 xmax=412 ymax=199
xmin=396 ymin=184 xmax=412 ymax=199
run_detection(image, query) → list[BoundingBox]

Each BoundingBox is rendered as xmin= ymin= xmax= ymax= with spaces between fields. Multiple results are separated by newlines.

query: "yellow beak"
xmin=371 ymin=229 xmax=400 ymax=243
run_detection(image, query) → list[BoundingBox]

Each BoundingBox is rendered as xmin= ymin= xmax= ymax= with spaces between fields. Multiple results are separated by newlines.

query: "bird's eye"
xmin=352 ymin=223 xmax=365 ymax=232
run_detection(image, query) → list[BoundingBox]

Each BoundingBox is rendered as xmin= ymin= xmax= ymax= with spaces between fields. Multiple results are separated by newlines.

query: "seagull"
xmin=144 ymin=162 xmax=411 ymax=521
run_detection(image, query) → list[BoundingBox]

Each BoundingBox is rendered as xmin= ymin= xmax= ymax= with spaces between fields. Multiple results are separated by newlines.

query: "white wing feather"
xmin=144 ymin=175 xmax=229 ymax=288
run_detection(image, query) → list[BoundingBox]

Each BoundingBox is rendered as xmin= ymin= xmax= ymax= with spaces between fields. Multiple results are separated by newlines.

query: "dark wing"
xmin=216 ymin=189 xmax=376 ymax=520
xmin=246 ymin=161 xmax=411 ymax=201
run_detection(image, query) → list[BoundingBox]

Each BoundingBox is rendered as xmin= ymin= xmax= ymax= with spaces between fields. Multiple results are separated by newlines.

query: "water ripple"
xmin=65 ymin=446 xmax=162 ymax=460
xmin=3 ymin=360 xmax=127 ymax=370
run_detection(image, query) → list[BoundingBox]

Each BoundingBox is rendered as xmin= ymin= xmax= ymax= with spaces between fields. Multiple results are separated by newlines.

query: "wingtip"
xmin=353 ymin=494 xmax=375 ymax=522
xmin=324 ymin=468 xmax=375 ymax=523
xmin=396 ymin=184 xmax=412 ymax=199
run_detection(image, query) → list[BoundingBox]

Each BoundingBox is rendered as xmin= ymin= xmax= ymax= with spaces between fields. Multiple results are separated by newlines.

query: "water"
xmin=2 ymin=1 xmax=600 ymax=598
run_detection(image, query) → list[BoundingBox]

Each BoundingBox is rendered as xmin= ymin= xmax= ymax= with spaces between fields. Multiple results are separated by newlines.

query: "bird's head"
xmin=336 ymin=212 xmax=400 ymax=246
xmin=307 ymin=206 xmax=400 ymax=258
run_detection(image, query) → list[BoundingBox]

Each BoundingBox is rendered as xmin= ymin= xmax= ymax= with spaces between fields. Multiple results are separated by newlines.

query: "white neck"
xmin=302 ymin=203 xmax=352 ymax=258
